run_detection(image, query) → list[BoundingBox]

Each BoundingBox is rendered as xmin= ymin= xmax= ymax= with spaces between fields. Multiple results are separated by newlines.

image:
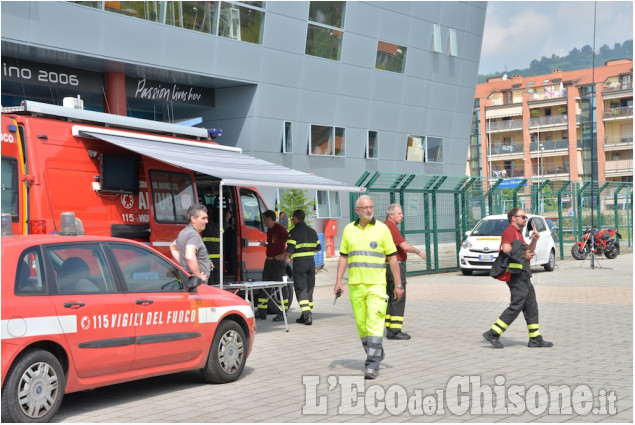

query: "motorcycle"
xmin=571 ymin=227 xmax=622 ymax=260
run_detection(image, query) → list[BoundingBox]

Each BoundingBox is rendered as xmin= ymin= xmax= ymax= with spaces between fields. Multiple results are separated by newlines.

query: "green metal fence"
xmin=352 ymin=171 xmax=633 ymax=276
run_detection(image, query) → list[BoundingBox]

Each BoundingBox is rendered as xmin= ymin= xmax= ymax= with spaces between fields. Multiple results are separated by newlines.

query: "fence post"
xmin=576 ymin=181 xmax=590 ymax=238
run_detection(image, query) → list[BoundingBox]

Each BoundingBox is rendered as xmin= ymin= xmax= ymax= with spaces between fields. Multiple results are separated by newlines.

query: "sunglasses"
xmin=515 ymin=215 xmax=528 ymax=219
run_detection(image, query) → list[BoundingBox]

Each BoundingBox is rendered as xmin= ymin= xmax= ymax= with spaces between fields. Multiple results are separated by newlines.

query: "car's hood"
xmin=467 ymin=236 xmax=502 ymax=252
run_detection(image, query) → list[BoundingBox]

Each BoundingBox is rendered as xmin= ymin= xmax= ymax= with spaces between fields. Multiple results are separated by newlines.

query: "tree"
xmin=278 ymin=189 xmax=315 ymax=230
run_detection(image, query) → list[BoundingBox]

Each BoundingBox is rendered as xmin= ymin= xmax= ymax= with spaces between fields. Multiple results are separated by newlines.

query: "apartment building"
xmin=470 ymin=59 xmax=633 ymax=184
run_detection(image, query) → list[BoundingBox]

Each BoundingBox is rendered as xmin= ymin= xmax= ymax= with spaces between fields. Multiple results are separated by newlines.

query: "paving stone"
xmin=54 ymin=254 xmax=632 ymax=422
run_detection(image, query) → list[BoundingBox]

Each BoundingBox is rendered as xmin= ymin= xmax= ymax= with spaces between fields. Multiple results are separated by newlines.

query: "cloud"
xmin=479 ymin=1 xmax=633 ymax=75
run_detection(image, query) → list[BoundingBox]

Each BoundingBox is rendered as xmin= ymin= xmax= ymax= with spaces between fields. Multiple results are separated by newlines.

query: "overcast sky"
xmin=479 ymin=1 xmax=634 ymax=75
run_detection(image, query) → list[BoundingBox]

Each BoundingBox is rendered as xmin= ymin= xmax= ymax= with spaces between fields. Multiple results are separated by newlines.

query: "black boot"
xmin=304 ymin=312 xmax=312 ymax=326
xmin=528 ymin=336 xmax=553 ymax=347
xmin=482 ymin=329 xmax=503 ymax=348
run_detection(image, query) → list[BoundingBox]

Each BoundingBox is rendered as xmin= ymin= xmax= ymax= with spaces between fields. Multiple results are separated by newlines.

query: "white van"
xmin=459 ymin=214 xmax=556 ymax=276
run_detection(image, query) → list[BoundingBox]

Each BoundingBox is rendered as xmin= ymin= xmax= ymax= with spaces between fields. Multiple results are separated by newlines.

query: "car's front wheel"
xmin=201 ymin=320 xmax=247 ymax=384
xmin=1 ymin=349 xmax=65 ymax=423
xmin=543 ymin=249 xmax=556 ymax=271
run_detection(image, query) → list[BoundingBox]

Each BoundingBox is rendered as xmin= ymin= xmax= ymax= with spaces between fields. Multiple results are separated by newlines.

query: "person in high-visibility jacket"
xmin=335 ymin=195 xmax=402 ymax=380
xmin=285 ymin=209 xmax=321 ymax=325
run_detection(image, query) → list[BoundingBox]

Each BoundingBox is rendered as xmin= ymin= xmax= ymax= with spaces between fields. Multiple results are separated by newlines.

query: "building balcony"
xmin=531 ymin=163 xmax=570 ymax=179
xmin=489 ymin=142 xmax=524 ymax=157
xmin=529 ymin=114 xmax=568 ymax=129
xmin=602 ymin=82 xmax=632 ymax=93
xmin=528 ymin=139 xmax=571 ymax=157
xmin=604 ymin=136 xmax=633 ymax=151
xmin=491 ymin=169 xmax=525 ymax=178
xmin=527 ymin=89 xmax=567 ymax=102
xmin=486 ymin=118 xmax=524 ymax=132
xmin=603 ymin=106 xmax=633 ymax=121
xmin=604 ymin=159 xmax=633 ymax=177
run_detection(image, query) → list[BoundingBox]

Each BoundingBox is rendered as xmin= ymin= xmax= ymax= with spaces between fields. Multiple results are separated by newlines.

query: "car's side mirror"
xmin=187 ymin=276 xmax=203 ymax=291
xmin=465 ymin=230 xmax=472 ymax=237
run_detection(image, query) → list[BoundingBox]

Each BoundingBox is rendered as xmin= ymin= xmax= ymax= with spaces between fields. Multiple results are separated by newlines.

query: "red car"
xmin=1 ymin=234 xmax=255 ymax=422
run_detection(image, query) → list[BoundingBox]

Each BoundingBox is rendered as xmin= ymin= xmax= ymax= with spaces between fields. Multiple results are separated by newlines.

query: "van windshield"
xmin=471 ymin=219 xmax=508 ymax=236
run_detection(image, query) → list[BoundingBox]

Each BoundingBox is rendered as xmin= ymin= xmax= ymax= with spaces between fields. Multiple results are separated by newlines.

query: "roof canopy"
xmin=73 ymin=126 xmax=363 ymax=193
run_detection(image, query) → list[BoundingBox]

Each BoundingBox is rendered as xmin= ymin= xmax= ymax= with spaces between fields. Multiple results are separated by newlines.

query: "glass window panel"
xmin=110 ymin=243 xmax=185 ymax=292
xmin=334 ymin=127 xmax=345 ymax=156
xmin=105 ymin=1 xmax=162 ymax=22
xmin=15 ymin=248 xmax=45 ymax=295
xmin=282 ymin=121 xmax=293 ymax=153
xmin=308 ymin=1 xmax=345 ymax=28
xmin=71 ymin=1 xmax=103 ymax=9
xmin=426 ymin=137 xmax=444 ymax=163
xmin=316 ymin=191 xmax=330 ymax=218
xmin=164 ymin=1 xmax=217 ymax=33
xmin=48 ymin=244 xmax=115 ymax=294
xmin=310 ymin=125 xmax=333 ymax=155
xmin=449 ymin=29 xmax=458 ymax=56
xmin=240 ymin=1 xmax=263 ymax=7
xmin=433 ymin=24 xmax=442 ymax=53
xmin=149 ymin=171 xmax=194 ymax=223
xmin=305 ymin=24 xmax=343 ymax=61
xmin=376 ymin=41 xmax=407 ymax=74
xmin=240 ymin=189 xmax=266 ymax=231
xmin=406 ymin=135 xmax=425 ymax=162
xmin=1 ymin=157 xmax=18 ymax=220
xmin=367 ymin=131 xmax=378 ymax=159
xmin=328 ymin=191 xmax=341 ymax=217
xmin=219 ymin=2 xmax=264 ymax=44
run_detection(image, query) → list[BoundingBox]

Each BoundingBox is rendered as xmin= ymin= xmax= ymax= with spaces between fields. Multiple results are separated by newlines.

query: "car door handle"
xmin=63 ymin=302 xmax=85 ymax=309
xmin=136 ymin=299 xmax=154 ymax=306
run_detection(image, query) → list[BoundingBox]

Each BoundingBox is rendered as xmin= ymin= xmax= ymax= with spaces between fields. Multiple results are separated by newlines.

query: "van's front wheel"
xmin=201 ymin=320 xmax=247 ymax=384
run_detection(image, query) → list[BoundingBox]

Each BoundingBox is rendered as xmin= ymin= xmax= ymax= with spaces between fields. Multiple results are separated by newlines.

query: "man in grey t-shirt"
xmin=170 ymin=204 xmax=212 ymax=283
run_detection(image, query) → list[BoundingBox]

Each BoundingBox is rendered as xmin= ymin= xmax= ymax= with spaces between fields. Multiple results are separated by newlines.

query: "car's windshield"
xmin=471 ymin=219 xmax=508 ymax=236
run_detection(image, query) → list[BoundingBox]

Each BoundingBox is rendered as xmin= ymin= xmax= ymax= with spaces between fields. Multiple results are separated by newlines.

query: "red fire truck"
xmin=1 ymin=100 xmax=274 ymax=282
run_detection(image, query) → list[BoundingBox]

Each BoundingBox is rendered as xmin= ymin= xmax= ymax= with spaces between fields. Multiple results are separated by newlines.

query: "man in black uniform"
xmin=286 ymin=210 xmax=321 ymax=325
xmin=201 ymin=207 xmax=221 ymax=285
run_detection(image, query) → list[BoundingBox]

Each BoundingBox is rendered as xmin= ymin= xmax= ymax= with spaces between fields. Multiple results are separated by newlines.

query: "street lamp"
xmin=539 ymin=142 xmax=545 ymax=213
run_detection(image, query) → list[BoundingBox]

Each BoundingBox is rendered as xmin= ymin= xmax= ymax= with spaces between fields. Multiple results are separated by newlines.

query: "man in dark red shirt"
xmin=482 ymin=208 xmax=553 ymax=348
xmin=255 ymin=210 xmax=289 ymax=320
xmin=384 ymin=204 xmax=426 ymax=340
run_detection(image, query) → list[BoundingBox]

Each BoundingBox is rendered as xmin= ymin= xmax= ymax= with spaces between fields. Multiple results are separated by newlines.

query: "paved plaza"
xmin=57 ymin=253 xmax=633 ymax=423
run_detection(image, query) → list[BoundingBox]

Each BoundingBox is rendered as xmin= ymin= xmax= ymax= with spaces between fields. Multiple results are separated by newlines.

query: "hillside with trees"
xmin=478 ymin=39 xmax=633 ymax=83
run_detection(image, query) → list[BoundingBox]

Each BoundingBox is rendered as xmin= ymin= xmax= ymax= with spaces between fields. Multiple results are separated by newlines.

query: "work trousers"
xmin=349 ymin=283 xmax=389 ymax=370
xmin=209 ymin=258 xmax=220 ymax=285
xmin=385 ymin=263 xmax=407 ymax=335
xmin=258 ymin=259 xmax=288 ymax=313
xmin=491 ymin=274 xmax=540 ymax=338
xmin=293 ymin=257 xmax=316 ymax=316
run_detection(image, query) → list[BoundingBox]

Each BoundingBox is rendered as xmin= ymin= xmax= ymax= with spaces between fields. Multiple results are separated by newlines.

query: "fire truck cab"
xmin=1 ymin=100 xmax=271 ymax=282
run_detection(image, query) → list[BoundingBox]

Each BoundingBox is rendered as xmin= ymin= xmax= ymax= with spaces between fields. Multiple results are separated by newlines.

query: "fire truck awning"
xmin=73 ymin=126 xmax=364 ymax=193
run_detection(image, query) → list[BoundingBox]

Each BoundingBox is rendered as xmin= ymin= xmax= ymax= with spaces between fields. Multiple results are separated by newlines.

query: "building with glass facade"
xmin=2 ymin=1 xmax=486 ymax=227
